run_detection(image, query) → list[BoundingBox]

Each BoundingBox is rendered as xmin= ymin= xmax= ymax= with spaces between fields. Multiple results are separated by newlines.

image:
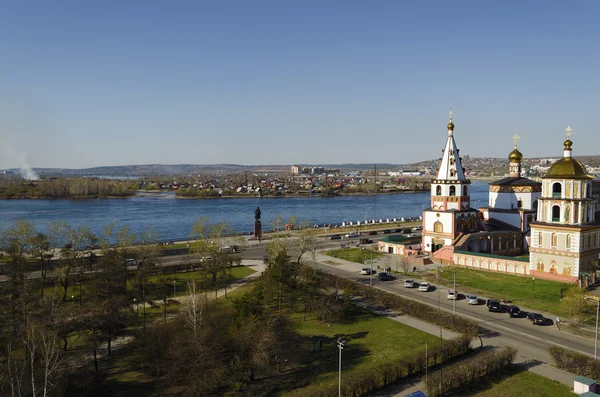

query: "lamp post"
xmin=585 ymin=297 xmax=599 ymax=359
xmin=365 ymin=207 xmax=371 ymax=227
xmin=441 ymin=270 xmax=457 ymax=315
xmin=71 ymin=295 xmax=75 ymax=305
xmin=337 ymin=337 xmax=346 ymax=397
xmin=532 ymin=277 xmax=535 ymax=299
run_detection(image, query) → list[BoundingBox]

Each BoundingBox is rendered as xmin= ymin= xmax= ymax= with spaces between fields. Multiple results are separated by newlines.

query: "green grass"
xmin=282 ymin=305 xmax=442 ymax=394
xmin=449 ymin=365 xmax=573 ymax=397
xmin=325 ymin=248 xmax=385 ymax=264
xmin=421 ymin=267 xmax=569 ymax=314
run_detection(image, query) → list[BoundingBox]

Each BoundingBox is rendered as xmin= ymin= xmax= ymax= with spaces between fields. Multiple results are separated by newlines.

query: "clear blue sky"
xmin=1 ymin=1 xmax=599 ymax=169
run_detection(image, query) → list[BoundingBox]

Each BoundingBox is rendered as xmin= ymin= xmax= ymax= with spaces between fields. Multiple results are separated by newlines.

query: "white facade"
xmin=489 ymin=190 xmax=540 ymax=210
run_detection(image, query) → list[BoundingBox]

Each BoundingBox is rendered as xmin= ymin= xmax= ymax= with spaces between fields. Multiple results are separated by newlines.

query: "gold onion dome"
xmin=447 ymin=120 xmax=455 ymax=130
xmin=545 ymin=157 xmax=590 ymax=179
xmin=508 ymin=147 xmax=523 ymax=162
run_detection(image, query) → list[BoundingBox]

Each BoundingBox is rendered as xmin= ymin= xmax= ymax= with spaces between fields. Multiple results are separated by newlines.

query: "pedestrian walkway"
xmin=312 ymin=249 xmax=580 ymax=396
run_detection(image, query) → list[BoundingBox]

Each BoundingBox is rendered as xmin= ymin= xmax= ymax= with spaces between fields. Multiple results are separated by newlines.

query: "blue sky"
xmin=1 ymin=1 xmax=599 ymax=169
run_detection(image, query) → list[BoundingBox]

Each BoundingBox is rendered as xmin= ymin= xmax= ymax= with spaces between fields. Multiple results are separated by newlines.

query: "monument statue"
xmin=255 ymin=206 xmax=261 ymax=221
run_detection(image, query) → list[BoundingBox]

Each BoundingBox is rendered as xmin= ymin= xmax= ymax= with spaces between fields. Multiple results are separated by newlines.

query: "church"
xmin=421 ymin=113 xmax=600 ymax=285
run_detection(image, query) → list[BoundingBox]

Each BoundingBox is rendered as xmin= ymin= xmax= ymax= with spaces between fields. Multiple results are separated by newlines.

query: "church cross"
xmin=565 ymin=125 xmax=572 ymax=140
xmin=513 ymin=132 xmax=520 ymax=148
xmin=449 ymin=108 xmax=453 ymax=121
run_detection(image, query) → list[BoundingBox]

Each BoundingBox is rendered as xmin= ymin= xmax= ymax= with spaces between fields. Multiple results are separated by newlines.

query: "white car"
xmin=360 ymin=268 xmax=372 ymax=275
xmin=466 ymin=294 xmax=478 ymax=305
xmin=418 ymin=282 xmax=430 ymax=292
xmin=404 ymin=279 xmax=414 ymax=288
xmin=447 ymin=290 xmax=457 ymax=300
xmin=345 ymin=232 xmax=360 ymax=238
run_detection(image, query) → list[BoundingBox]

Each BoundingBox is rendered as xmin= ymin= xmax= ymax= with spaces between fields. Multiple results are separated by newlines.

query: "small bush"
xmin=549 ymin=346 xmax=600 ymax=379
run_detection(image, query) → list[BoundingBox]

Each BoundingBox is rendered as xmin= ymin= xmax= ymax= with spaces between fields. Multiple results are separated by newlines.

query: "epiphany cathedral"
xmin=421 ymin=113 xmax=600 ymax=285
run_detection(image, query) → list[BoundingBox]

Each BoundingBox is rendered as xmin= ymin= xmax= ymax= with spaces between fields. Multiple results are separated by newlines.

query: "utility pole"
xmin=374 ymin=164 xmax=378 ymax=192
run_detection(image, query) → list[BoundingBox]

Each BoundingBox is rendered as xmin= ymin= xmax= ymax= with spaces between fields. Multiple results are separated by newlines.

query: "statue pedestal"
xmin=254 ymin=221 xmax=262 ymax=240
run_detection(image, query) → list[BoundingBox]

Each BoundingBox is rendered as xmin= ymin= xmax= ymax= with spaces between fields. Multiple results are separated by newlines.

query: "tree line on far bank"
xmin=0 ymin=177 xmax=136 ymax=199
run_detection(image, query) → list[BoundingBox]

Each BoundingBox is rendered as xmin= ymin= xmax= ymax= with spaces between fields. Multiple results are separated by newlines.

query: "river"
xmin=0 ymin=182 xmax=489 ymax=241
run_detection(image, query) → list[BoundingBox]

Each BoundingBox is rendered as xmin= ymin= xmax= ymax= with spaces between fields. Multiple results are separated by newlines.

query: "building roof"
xmin=544 ymin=157 xmax=592 ymax=180
xmin=480 ymin=218 xmax=521 ymax=232
xmin=573 ymin=376 xmax=597 ymax=386
xmin=489 ymin=176 xmax=541 ymax=187
xmin=508 ymin=147 xmax=523 ymax=162
xmin=436 ymin=113 xmax=467 ymax=182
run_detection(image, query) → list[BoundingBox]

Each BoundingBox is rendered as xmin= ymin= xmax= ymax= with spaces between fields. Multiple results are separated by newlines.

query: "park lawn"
xmin=130 ymin=265 xmax=255 ymax=301
xmin=284 ymin=305 xmax=442 ymax=394
xmin=421 ymin=267 xmax=569 ymax=315
xmin=449 ymin=365 xmax=573 ymax=397
xmin=325 ymin=248 xmax=385 ymax=264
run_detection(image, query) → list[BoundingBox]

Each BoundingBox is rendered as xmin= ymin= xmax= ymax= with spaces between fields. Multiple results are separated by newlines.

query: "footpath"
xmin=313 ymin=251 xmax=579 ymax=396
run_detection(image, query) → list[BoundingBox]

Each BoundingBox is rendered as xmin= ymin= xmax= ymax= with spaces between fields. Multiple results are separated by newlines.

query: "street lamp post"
xmin=71 ymin=295 xmax=75 ymax=305
xmin=532 ymin=277 xmax=535 ymax=299
xmin=337 ymin=337 xmax=346 ymax=397
xmin=441 ymin=270 xmax=457 ymax=315
xmin=585 ymin=297 xmax=599 ymax=359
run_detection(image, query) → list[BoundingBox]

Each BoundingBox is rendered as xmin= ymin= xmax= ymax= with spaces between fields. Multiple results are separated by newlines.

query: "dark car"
xmin=402 ymin=228 xmax=412 ymax=233
xmin=391 ymin=228 xmax=402 ymax=233
xmin=381 ymin=230 xmax=392 ymax=234
xmin=508 ymin=305 xmax=521 ymax=317
xmin=378 ymin=272 xmax=389 ymax=281
xmin=360 ymin=238 xmax=374 ymax=244
xmin=487 ymin=299 xmax=505 ymax=313
xmin=328 ymin=234 xmax=342 ymax=240
xmin=368 ymin=231 xmax=378 ymax=235
xmin=527 ymin=312 xmax=547 ymax=325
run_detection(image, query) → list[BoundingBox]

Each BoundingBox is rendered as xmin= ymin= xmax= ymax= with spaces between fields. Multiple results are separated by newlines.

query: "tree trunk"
xmin=63 ymin=337 xmax=68 ymax=352
xmin=163 ymin=297 xmax=167 ymax=325
xmin=93 ymin=347 xmax=98 ymax=372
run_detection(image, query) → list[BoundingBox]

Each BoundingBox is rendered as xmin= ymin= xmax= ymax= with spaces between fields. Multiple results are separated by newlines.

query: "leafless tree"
xmin=181 ymin=280 xmax=205 ymax=337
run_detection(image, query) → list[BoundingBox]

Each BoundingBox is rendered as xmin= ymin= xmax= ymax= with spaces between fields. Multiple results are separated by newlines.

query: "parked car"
xmin=360 ymin=268 xmax=372 ymax=275
xmin=391 ymin=228 xmax=402 ymax=233
xmin=466 ymin=294 xmax=478 ymax=305
xmin=418 ymin=282 xmax=430 ymax=292
xmin=382 ymin=229 xmax=392 ymax=234
xmin=412 ymin=226 xmax=423 ymax=231
xmin=402 ymin=228 xmax=412 ymax=233
xmin=404 ymin=279 xmax=414 ymax=288
xmin=527 ymin=312 xmax=547 ymax=325
xmin=378 ymin=272 xmax=389 ymax=281
xmin=508 ymin=305 xmax=521 ymax=317
xmin=328 ymin=234 xmax=342 ymax=240
xmin=359 ymin=238 xmax=374 ymax=244
xmin=487 ymin=299 xmax=505 ymax=312
xmin=345 ymin=232 xmax=360 ymax=238
xmin=126 ymin=258 xmax=137 ymax=266
xmin=447 ymin=290 xmax=457 ymax=300
xmin=368 ymin=231 xmax=378 ymax=235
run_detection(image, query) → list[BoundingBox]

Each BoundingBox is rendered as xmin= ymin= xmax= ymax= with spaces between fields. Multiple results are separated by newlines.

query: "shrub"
xmin=425 ymin=346 xmax=517 ymax=397
xmin=549 ymin=346 xmax=600 ymax=379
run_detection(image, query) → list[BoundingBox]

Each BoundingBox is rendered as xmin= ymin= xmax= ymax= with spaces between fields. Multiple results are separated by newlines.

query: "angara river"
xmin=0 ymin=182 xmax=489 ymax=241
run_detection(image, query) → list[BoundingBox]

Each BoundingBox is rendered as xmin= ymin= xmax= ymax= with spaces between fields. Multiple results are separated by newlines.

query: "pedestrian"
xmin=413 ymin=266 xmax=417 ymax=272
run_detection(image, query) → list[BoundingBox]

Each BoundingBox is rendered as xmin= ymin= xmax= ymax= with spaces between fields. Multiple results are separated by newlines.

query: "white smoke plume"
xmin=0 ymin=140 xmax=40 ymax=180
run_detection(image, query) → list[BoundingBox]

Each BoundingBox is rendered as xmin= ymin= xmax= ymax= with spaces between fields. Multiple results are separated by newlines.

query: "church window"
xmin=588 ymin=234 xmax=592 ymax=248
xmin=449 ymin=149 xmax=454 ymax=156
xmin=436 ymin=186 xmax=441 ymax=196
xmin=552 ymin=206 xmax=560 ymax=222
xmin=536 ymin=260 xmax=544 ymax=272
xmin=566 ymin=234 xmax=571 ymax=250
xmin=551 ymin=233 xmax=557 ymax=248
xmin=449 ymin=186 xmax=456 ymax=196
xmin=463 ymin=186 xmax=468 ymax=196
xmin=538 ymin=232 xmax=543 ymax=246
xmin=450 ymin=169 xmax=455 ymax=177
xmin=552 ymin=182 xmax=561 ymax=198
xmin=517 ymin=199 xmax=522 ymax=209
xmin=434 ymin=221 xmax=443 ymax=233
xmin=450 ymin=158 xmax=455 ymax=165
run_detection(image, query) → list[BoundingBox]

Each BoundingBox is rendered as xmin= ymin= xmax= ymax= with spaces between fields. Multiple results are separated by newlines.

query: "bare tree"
xmin=31 ymin=221 xmax=66 ymax=297
xmin=181 ymin=280 xmax=205 ymax=337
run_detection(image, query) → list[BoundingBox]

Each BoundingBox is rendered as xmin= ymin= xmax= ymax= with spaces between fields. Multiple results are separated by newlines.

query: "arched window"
xmin=552 ymin=182 xmax=562 ymax=198
xmin=566 ymin=234 xmax=571 ymax=250
xmin=449 ymin=186 xmax=456 ymax=196
xmin=463 ymin=186 xmax=468 ymax=196
xmin=551 ymin=233 xmax=557 ymax=247
xmin=434 ymin=221 xmax=443 ymax=233
xmin=552 ymin=205 xmax=560 ymax=222
xmin=538 ymin=232 xmax=543 ymax=246
xmin=450 ymin=169 xmax=455 ymax=177
xmin=517 ymin=199 xmax=523 ymax=208
xmin=436 ymin=185 xmax=441 ymax=196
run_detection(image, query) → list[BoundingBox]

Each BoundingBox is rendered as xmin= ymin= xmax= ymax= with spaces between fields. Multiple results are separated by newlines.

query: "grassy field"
xmin=449 ymin=365 xmax=573 ymax=397
xmin=420 ymin=267 xmax=569 ymax=314
xmin=325 ymin=248 xmax=385 ymax=264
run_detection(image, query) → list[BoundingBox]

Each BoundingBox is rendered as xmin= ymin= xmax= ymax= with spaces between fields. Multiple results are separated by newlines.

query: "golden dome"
xmin=544 ymin=157 xmax=592 ymax=179
xmin=509 ymin=147 xmax=523 ymax=162
xmin=447 ymin=120 xmax=454 ymax=130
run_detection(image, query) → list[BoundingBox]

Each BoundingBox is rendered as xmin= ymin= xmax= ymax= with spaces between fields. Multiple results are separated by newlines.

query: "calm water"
xmin=0 ymin=182 xmax=489 ymax=241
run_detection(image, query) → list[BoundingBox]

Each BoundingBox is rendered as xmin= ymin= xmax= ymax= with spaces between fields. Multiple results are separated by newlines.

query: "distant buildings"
xmin=291 ymin=165 xmax=340 ymax=175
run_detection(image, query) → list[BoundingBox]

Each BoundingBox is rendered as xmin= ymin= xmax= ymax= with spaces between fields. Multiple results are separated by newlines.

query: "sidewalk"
xmin=312 ymin=250 xmax=580 ymax=395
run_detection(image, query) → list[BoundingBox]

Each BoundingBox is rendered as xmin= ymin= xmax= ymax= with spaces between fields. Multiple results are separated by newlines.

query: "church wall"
xmin=487 ymin=211 xmax=522 ymax=230
xmin=530 ymin=251 xmax=579 ymax=280
xmin=422 ymin=235 xmax=453 ymax=253
xmin=423 ymin=211 xmax=454 ymax=233
xmin=453 ymin=252 xmax=528 ymax=276
xmin=489 ymin=191 xmax=540 ymax=210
